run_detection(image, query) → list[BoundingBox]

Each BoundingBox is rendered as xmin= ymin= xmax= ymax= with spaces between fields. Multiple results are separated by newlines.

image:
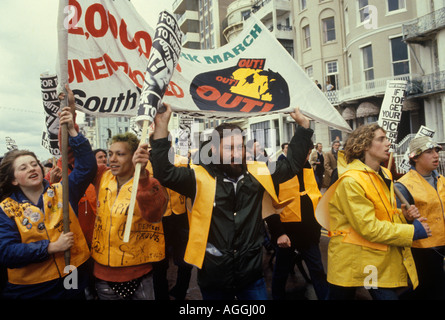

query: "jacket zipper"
xmin=41 ymin=204 xmax=63 ymax=278
xmin=108 ymin=183 xmax=121 ymax=266
xmin=436 ymin=177 xmax=444 ymax=220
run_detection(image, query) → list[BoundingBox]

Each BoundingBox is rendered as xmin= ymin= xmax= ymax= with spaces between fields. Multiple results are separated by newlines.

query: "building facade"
xmin=173 ymin=0 xmax=232 ymax=49
xmin=221 ymin=0 xmax=298 ymax=158
xmin=84 ymin=0 xmax=445 ymax=161
xmin=296 ymin=0 xmax=445 ymax=151
xmin=402 ymin=0 xmax=445 ymax=143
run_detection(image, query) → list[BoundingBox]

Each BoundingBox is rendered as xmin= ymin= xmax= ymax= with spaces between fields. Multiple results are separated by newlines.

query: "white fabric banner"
xmin=40 ymin=73 xmax=61 ymax=156
xmin=165 ymin=16 xmax=351 ymax=132
xmin=5 ymin=137 xmax=18 ymax=151
xmin=63 ymin=0 xmax=155 ymax=115
xmin=136 ymin=11 xmax=182 ymax=125
xmin=61 ymin=1 xmax=351 ymax=132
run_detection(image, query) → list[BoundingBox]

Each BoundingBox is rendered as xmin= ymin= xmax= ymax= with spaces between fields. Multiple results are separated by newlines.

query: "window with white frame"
xmin=388 ymin=0 xmax=406 ymax=12
xmin=362 ymin=45 xmax=374 ymax=81
xmin=251 ymin=121 xmax=271 ymax=149
xmin=325 ymin=61 xmax=338 ymax=90
xmin=322 ymin=17 xmax=336 ymax=43
xmin=300 ymin=0 xmax=307 ymax=11
xmin=303 ymin=25 xmax=311 ymax=49
xmin=358 ymin=0 xmax=369 ymax=24
xmin=306 ymin=66 xmax=313 ymax=78
xmin=390 ymin=36 xmax=410 ymax=76
xmin=326 ymin=61 xmax=338 ymax=74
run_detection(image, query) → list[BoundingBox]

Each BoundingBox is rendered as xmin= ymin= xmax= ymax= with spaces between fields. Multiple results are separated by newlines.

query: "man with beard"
xmin=150 ymin=103 xmax=313 ymax=300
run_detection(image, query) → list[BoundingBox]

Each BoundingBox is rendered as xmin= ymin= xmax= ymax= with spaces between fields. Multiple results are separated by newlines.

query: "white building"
xmin=83 ymin=0 xmax=445 ymax=158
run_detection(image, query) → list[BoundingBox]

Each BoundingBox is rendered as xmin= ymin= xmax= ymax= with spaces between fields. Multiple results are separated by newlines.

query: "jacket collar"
xmin=9 ymin=180 xmax=50 ymax=208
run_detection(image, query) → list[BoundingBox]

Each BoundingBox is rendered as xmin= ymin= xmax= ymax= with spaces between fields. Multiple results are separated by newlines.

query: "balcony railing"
xmin=402 ymin=7 xmax=445 ymax=42
xmin=324 ymin=75 xmax=413 ymax=106
xmin=325 ymin=72 xmax=445 ymax=105
xmin=252 ymin=0 xmax=272 ymax=14
xmin=276 ymin=24 xmax=293 ymax=31
xmin=406 ymin=71 xmax=445 ymax=97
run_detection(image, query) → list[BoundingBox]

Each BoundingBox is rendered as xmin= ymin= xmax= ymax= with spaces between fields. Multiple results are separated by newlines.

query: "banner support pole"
xmin=123 ymin=120 xmax=150 ymax=243
xmin=387 ymin=152 xmax=393 ymax=172
xmin=57 ymin=0 xmax=70 ymax=267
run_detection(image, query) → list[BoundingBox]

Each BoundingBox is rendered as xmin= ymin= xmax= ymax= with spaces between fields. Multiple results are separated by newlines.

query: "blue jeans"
xmin=328 ymin=284 xmax=399 ymax=300
xmin=200 ymin=278 xmax=268 ymax=300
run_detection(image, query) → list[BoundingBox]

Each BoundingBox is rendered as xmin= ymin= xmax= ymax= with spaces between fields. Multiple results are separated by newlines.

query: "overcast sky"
xmin=0 ymin=0 xmax=173 ymax=161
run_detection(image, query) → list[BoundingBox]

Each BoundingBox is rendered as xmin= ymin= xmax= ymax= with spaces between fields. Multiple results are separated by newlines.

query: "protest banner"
xmin=64 ymin=0 xmax=155 ymax=115
xmin=5 ymin=137 xmax=18 ymax=151
xmin=377 ymin=80 xmax=407 ymax=151
xmin=40 ymin=73 xmax=61 ymax=156
xmin=164 ymin=15 xmax=350 ymax=132
xmin=123 ymin=10 xmax=182 ymax=243
xmin=177 ymin=115 xmax=194 ymax=157
xmin=62 ymin=0 xmax=350 ymax=132
xmin=398 ymin=125 xmax=435 ymax=172
xmin=135 ymin=11 xmax=182 ymax=125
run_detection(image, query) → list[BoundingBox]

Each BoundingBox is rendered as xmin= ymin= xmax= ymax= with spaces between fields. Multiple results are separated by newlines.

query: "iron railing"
xmin=406 ymin=71 xmax=445 ymax=97
xmin=394 ymin=151 xmax=445 ymax=175
xmin=402 ymin=7 xmax=445 ymax=42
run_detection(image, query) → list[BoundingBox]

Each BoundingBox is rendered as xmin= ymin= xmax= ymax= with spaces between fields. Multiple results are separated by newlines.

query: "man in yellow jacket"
xmin=316 ymin=123 xmax=431 ymax=300
xmin=395 ymin=136 xmax=445 ymax=299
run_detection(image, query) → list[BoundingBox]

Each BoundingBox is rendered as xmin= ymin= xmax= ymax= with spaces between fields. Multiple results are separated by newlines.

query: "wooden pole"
xmin=61 ymin=124 xmax=70 ymax=266
xmin=387 ymin=152 xmax=410 ymax=209
xmin=61 ymin=91 xmax=70 ymax=267
xmin=387 ymin=152 xmax=393 ymax=172
xmin=123 ymin=120 xmax=150 ymax=243
xmin=121 ymin=10 xmax=181 ymax=243
xmin=57 ymin=0 xmax=70 ymax=267
xmin=394 ymin=185 xmax=410 ymax=209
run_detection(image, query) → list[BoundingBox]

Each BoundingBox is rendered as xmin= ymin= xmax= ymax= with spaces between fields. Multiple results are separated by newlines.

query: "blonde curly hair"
xmin=344 ymin=123 xmax=386 ymax=164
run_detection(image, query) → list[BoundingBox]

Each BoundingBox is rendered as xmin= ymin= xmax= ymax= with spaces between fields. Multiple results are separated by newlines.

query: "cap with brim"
xmin=409 ymin=136 xmax=442 ymax=158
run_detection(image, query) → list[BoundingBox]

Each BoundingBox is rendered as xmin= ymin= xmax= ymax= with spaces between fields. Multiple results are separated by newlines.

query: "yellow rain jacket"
xmin=164 ymin=155 xmax=189 ymax=217
xmin=318 ymin=155 xmax=417 ymax=289
xmin=1 ymin=184 xmax=89 ymax=285
xmin=92 ymin=171 xmax=165 ymax=267
xmin=397 ymin=170 xmax=445 ymax=248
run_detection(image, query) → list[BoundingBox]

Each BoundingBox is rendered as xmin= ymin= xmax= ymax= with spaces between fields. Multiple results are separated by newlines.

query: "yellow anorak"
xmin=319 ymin=155 xmax=417 ymax=288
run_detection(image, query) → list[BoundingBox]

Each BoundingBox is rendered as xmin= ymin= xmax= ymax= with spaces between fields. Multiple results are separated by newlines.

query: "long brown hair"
xmin=0 ymin=150 xmax=44 ymax=202
xmin=343 ymin=123 xmax=385 ymax=164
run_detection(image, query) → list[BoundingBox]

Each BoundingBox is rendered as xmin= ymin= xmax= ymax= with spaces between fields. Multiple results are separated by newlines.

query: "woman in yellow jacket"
xmin=316 ymin=123 xmax=431 ymax=300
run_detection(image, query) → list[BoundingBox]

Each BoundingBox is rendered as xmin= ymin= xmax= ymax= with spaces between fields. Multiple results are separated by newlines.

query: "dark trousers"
xmin=272 ymin=243 xmax=328 ymax=300
xmin=328 ymin=284 xmax=399 ymax=300
xmin=0 ymin=266 xmax=7 ymax=298
xmin=400 ymin=247 xmax=445 ymax=300
xmin=153 ymin=213 xmax=192 ymax=300
xmin=314 ymin=172 xmax=324 ymax=189
xmin=200 ymin=278 xmax=268 ymax=300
